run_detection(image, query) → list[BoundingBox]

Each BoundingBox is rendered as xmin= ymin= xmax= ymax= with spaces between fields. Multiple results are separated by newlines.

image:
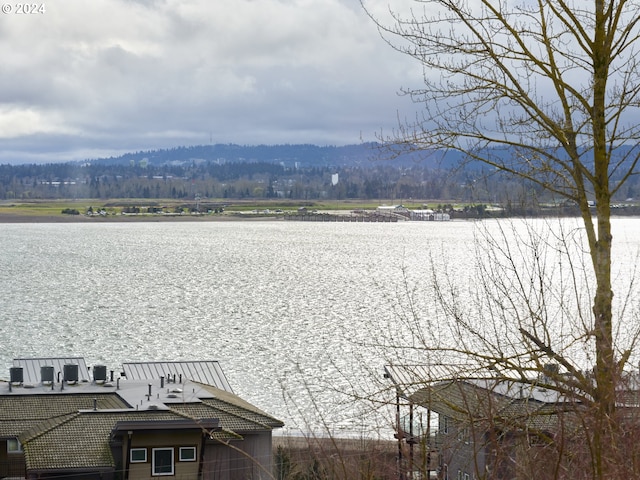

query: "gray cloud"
xmin=0 ymin=0 xmax=420 ymax=163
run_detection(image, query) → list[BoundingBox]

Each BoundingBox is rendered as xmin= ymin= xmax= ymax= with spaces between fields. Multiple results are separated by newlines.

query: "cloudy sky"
xmin=0 ymin=0 xmax=422 ymax=163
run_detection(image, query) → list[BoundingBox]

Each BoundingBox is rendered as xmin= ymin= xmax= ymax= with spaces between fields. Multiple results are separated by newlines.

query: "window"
xmin=152 ymin=448 xmax=174 ymax=476
xmin=457 ymin=426 xmax=470 ymax=445
xmin=7 ymin=438 xmax=22 ymax=453
xmin=442 ymin=416 xmax=450 ymax=434
xmin=130 ymin=448 xmax=147 ymax=463
xmin=179 ymin=446 xmax=197 ymax=461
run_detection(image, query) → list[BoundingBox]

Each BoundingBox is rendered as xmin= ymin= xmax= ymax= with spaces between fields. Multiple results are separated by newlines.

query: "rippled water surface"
xmin=2 ymin=219 xmax=640 ymax=435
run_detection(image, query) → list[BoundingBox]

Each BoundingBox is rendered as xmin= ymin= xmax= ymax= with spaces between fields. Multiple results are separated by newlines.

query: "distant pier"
xmin=283 ymin=213 xmax=399 ymax=222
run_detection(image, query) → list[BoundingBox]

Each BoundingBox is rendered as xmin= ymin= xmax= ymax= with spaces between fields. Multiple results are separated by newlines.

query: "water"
xmin=1 ymin=219 xmax=639 ymax=437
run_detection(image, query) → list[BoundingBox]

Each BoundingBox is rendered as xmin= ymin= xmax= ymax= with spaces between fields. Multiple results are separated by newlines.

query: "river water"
xmin=1 ymin=218 xmax=639 ymax=437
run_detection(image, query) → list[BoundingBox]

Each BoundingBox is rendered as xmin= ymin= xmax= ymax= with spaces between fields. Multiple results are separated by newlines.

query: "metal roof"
xmin=122 ymin=360 xmax=233 ymax=392
xmin=0 ymin=357 xmax=283 ymax=475
xmin=384 ymin=364 xmax=570 ymax=403
xmin=13 ymin=357 xmax=90 ymax=384
xmin=384 ymin=364 xmax=433 ymax=399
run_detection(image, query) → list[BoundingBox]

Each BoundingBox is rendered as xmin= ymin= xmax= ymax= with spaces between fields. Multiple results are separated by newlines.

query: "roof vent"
xmin=64 ymin=364 xmax=79 ymax=384
xmin=148 ymin=404 xmax=159 ymax=410
xmin=93 ymin=365 xmax=107 ymax=384
xmin=167 ymin=393 xmax=178 ymax=399
xmin=9 ymin=367 xmax=23 ymax=385
xmin=41 ymin=366 xmax=54 ymax=384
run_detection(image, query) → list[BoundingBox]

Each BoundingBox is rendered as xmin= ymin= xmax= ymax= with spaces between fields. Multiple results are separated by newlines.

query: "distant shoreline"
xmin=0 ymin=213 xmax=273 ymax=223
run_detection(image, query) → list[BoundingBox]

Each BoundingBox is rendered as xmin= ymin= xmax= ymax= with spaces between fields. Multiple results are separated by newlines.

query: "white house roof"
xmin=122 ymin=360 xmax=233 ymax=393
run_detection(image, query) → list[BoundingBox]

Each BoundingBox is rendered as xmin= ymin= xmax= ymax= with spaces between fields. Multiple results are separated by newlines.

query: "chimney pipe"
xmin=160 ymin=376 xmax=165 ymax=388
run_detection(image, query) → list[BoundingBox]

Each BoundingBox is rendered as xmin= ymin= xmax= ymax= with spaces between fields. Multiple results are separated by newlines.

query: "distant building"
xmin=376 ymin=205 xmax=408 ymax=213
xmin=409 ymin=210 xmax=451 ymax=221
xmin=0 ymin=357 xmax=283 ymax=480
xmin=376 ymin=205 xmax=450 ymax=221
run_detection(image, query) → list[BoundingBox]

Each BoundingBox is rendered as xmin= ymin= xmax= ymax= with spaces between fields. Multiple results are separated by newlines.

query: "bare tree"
xmin=342 ymin=219 xmax=640 ymax=480
xmin=361 ymin=1 xmax=640 ymax=477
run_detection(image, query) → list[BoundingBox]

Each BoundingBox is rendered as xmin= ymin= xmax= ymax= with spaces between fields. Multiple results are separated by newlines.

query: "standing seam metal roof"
xmin=13 ymin=357 xmax=90 ymax=384
xmin=122 ymin=361 xmax=233 ymax=392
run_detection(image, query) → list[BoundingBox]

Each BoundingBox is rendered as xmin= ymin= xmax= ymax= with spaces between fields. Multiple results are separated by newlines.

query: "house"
xmin=0 ymin=357 xmax=283 ymax=480
xmin=409 ymin=378 xmax=569 ymax=480
xmin=383 ymin=364 xmax=595 ymax=480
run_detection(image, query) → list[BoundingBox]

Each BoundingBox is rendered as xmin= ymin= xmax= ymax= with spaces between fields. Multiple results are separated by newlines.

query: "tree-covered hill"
xmin=92 ymin=142 xmax=440 ymax=168
xmin=1 ymin=143 xmax=639 ymax=209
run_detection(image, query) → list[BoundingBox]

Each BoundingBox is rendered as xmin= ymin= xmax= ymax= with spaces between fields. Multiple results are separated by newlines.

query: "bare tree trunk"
xmin=589 ymin=2 xmax=616 ymax=475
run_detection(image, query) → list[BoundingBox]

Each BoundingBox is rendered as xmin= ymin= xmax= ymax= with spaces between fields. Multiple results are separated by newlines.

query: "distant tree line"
xmin=2 ymin=160 xmax=640 ymax=211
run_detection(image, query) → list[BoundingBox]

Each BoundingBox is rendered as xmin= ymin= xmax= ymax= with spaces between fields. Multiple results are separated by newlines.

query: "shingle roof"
xmin=169 ymin=382 xmax=284 ymax=432
xmin=13 ymin=387 xmax=283 ymax=472
xmin=22 ymin=411 xmax=189 ymax=471
xmin=0 ymin=357 xmax=283 ymax=475
xmin=412 ymin=381 xmax=502 ymax=422
xmin=411 ymin=379 xmax=580 ymax=434
xmin=0 ymin=393 xmax=129 ymax=436
xmin=197 ymin=382 xmax=283 ymax=425
xmin=171 ymin=400 xmax=279 ymax=432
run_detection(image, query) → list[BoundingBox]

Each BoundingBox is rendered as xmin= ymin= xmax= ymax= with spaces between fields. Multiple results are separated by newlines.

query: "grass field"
xmin=0 ymin=200 xmax=91 ymax=217
xmin=0 ymin=198 xmax=444 ymax=219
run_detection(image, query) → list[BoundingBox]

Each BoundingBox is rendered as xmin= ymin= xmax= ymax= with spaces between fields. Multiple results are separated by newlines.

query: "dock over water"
xmin=283 ymin=213 xmax=399 ymax=222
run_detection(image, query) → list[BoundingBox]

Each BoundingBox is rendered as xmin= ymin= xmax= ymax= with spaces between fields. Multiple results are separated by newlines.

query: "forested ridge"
xmin=2 ymin=143 xmax=640 ymax=208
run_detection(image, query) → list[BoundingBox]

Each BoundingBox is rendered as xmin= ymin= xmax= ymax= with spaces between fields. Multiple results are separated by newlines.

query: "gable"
xmin=22 ymin=411 xmax=200 ymax=471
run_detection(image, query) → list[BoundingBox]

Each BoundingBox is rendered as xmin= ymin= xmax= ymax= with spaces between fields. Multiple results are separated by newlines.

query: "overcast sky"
xmin=0 ymin=0 xmax=422 ymax=163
